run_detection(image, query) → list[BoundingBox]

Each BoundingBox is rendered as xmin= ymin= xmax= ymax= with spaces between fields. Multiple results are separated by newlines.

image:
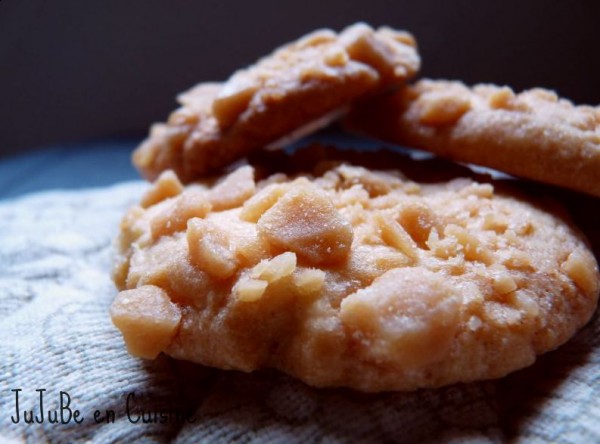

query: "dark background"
xmin=1 ymin=0 xmax=600 ymax=157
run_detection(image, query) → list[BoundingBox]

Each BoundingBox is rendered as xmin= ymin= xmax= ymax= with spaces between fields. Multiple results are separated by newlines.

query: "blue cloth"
xmin=0 ymin=140 xmax=139 ymax=200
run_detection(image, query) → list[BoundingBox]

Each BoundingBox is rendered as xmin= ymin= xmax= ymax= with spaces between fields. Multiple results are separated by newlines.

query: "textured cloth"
xmin=0 ymin=182 xmax=598 ymax=444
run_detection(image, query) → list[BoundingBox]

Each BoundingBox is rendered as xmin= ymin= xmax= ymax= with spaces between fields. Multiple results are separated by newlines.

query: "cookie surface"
xmin=133 ymin=23 xmax=420 ymax=182
xmin=345 ymin=79 xmax=600 ymax=197
xmin=111 ymin=148 xmax=599 ymax=392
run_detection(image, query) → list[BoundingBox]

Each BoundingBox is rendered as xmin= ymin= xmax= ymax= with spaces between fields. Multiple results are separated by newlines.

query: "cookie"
xmin=132 ymin=23 xmax=420 ymax=182
xmin=345 ymin=79 xmax=600 ymax=197
xmin=111 ymin=147 xmax=599 ymax=392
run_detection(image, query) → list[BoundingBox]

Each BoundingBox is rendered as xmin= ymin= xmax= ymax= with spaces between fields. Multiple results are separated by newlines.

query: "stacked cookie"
xmin=111 ymin=23 xmax=600 ymax=392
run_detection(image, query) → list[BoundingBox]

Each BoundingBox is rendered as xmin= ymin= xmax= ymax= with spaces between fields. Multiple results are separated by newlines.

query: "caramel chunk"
xmin=150 ymin=191 xmax=212 ymax=239
xmin=374 ymin=213 xmax=418 ymax=261
xmin=340 ymin=23 xmax=418 ymax=81
xmin=491 ymin=270 xmax=518 ymax=294
xmin=110 ymin=285 xmax=181 ymax=359
xmin=140 ymin=170 xmax=183 ymax=208
xmin=445 ymin=224 xmax=493 ymax=265
xmin=257 ymin=185 xmax=353 ymax=264
xmin=208 ymin=165 xmax=256 ymax=211
xmin=187 ymin=218 xmax=239 ymax=280
xmin=397 ymin=202 xmax=442 ymax=247
xmin=293 ymin=268 xmax=326 ymax=297
xmin=487 ymin=86 xmax=515 ymax=109
xmin=251 ymin=252 xmax=297 ymax=283
xmin=240 ymin=183 xmax=289 ymax=223
xmin=212 ymin=75 xmax=259 ymax=128
xmin=234 ymin=277 xmax=268 ymax=302
xmin=416 ymin=90 xmax=471 ymax=125
xmin=340 ymin=268 xmax=461 ymax=368
xmin=562 ymin=249 xmax=600 ymax=294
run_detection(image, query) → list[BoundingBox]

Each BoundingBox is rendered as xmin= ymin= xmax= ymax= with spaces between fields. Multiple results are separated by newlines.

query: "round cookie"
xmin=111 ymin=148 xmax=599 ymax=392
xmin=133 ymin=23 xmax=420 ymax=182
xmin=345 ymin=79 xmax=600 ymax=197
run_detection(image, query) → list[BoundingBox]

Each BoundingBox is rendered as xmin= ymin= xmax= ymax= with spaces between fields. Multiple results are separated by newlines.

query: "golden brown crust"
xmin=112 ymin=147 xmax=599 ymax=392
xmin=133 ymin=23 xmax=420 ymax=182
xmin=345 ymin=79 xmax=600 ymax=197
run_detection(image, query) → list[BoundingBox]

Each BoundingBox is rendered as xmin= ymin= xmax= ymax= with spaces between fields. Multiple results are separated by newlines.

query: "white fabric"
xmin=0 ymin=182 xmax=598 ymax=443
